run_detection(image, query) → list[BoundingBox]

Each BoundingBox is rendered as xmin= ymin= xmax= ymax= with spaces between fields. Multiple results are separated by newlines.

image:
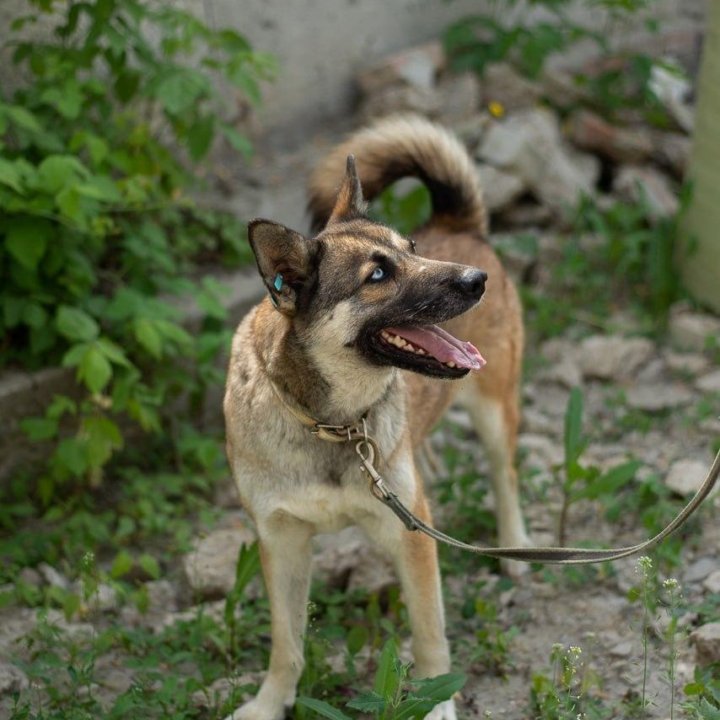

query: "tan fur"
xmin=222 ymin=115 xmax=528 ymax=720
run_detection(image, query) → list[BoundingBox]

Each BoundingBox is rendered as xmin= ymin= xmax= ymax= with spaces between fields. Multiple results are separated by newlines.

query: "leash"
xmin=267 ymin=379 xmax=720 ymax=565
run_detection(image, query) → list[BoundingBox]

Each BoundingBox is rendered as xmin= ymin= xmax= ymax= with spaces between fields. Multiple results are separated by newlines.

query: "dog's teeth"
xmin=381 ymin=330 xmax=391 ymax=340
xmin=446 ymin=361 xmax=456 ymax=368
xmin=417 ymin=348 xmax=426 ymax=355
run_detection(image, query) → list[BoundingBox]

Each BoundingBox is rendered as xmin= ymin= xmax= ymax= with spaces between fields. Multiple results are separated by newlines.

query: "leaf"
xmin=96 ymin=337 xmax=132 ymax=368
xmin=294 ymin=698 xmax=352 ymax=720
xmin=153 ymin=68 xmax=210 ymax=115
xmin=134 ymin=318 xmax=163 ymax=358
xmin=37 ymin=155 xmax=88 ymax=195
xmin=54 ymin=437 xmax=87 ymax=477
xmin=573 ymin=460 xmax=641 ymax=501
xmin=231 ymin=542 xmax=260 ymax=597
xmin=220 ymin=124 xmax=253 ymax=158
xmin=392 ymin=696 xmax=436 ymax=720
xmin=138 ymin=553 xmax=161 ymax=579
xmin=346 ymin=691 xmax=385 ymax=712
xmin=346 ymin=625 xmax=369 ymax=656
xmin=0 ymin=158 xmax=24 ymax=193
xmin=186 ymin=115 xmax=215 ymax=160
xmin=374 ymin=638 xmax=401 ymax=699
xmin=56 ymin=306 xmax=99 ymax=342
xmin=78 ymin=344 xmax=112 ymax=393
xmin=563 ymin=387 xmax=584 ymax=469
xmin=5 ymin=217 xmax=52 ymax=270
xmin=20 ymin=417 xmax=58 ymax=441
xmin=4 ymin=104 xmax=43 ymax=133
xmin=110 ymin=550 xmax=134 ymax=579
xmin=82 ymin=415 xmax=123 ymax=467
xmin=412 ymin=672 xmax=466 ymax=701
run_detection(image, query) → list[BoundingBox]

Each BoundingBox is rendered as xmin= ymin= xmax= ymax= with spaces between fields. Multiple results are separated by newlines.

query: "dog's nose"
xmin=455 ymin=269 xmax=487 ymax=299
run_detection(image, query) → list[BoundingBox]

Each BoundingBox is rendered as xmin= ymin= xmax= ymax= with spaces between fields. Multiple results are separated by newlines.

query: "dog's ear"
xmin=326 ymin=155 xmax=367 ymax=226
xmin=248 ymin=219 xmax=315 ymax=316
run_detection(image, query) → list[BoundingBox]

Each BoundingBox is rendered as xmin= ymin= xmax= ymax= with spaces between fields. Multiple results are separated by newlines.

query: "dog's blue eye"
xmin=368 ymin=267 xmax=385 ymax=282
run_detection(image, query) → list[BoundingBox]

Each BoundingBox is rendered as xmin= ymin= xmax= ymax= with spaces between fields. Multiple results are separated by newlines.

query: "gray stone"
xmin=666 ymin=459 xmax=713 ymax=496
xmin=183 ymin=524 xmax=256 ymax=599
xmin=578 ymin=335 xmax=655 ymax=381
xmin=18 ymin=567 xmax=42 ymax=588
xmin=696 ymin=370 xmax=720 ymax=394
xmin=690 ymin=622 xmax=720 ymax=665
xmin=313 ymin=527 xmax=396 ymax=595
xmin=360 ymin=83 xmax=439 ymax=121
xmin=610 ymin=641 xmax=634 ymax=658
xmin=651 ymin=131 xmax=691 ymax=177
xmin=702 ymin=570 xmax=720 ymax=595
xmin=356 ymin=41 xmax=444 ymax=94
xmin=538 ymin=356 xmax=583 ymax=390
xmin=479 ymin=109 xmax=598 ymax=214
xmin=567 ymin=110 xmax=654 ymax=163
xmin=0 ymin=662 xmax=28 ymax=696
xmin=669 ymin=305 xmax=720 ymax=352
xmin=476 ymin=164 xmax=526 ymax=213
xmin=685 ymin=557 xmax=718 ymax=584
xmin=482 ymin=62 xmax=542 ymax=112
xmin=519 ymin=433 xmax=564 ymax=468
xmin=435 ymin=72 xmax=481 ymax=123
xmin=664 ymin=351 xmax=710 ymax=375
xmin=613 ymin=165 xmax=679 ymax=222
xmin=38 ymin=562 xmax=71 ymax=590
xmin=626 ymin=383 xmax=694 ymax=412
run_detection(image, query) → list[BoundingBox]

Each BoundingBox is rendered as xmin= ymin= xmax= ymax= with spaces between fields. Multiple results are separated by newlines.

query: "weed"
xmin=296 ymin=638 xmax=465 ymax=720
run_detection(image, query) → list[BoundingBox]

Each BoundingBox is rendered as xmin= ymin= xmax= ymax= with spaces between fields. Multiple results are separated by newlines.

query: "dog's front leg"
xmin=361 ymin=479 xmax=457 ymax=720
xmin=226 ymin=513 xmax=313 ymax=720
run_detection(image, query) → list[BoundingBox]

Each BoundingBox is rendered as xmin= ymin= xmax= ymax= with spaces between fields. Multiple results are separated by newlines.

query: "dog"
xmin=223 ymin=115 xmax=529 ymax=720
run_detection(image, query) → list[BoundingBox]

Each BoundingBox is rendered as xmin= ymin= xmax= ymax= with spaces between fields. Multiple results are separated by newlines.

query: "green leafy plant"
xmin=296 ymin=639 xmax=465 ymax=720
xmin=1 ymin=0 xmax=273 ymax=507
xmin=557 ymin=387 xmax=641 ymax=546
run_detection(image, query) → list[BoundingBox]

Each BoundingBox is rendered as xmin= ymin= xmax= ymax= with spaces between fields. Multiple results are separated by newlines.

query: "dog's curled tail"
xmin=308 ymin=114 xmax=487 ymax=236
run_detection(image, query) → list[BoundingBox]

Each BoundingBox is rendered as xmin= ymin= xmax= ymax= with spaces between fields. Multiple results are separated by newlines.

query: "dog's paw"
xmin=223 ymin=698 xmax=287 ymax=720
xmin=425 ymin=699 xmax=458 ymax=720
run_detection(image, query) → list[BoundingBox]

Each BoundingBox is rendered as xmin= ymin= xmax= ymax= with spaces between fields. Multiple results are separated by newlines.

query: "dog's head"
xmin=248 ymin=156 xmax=486 ymax=380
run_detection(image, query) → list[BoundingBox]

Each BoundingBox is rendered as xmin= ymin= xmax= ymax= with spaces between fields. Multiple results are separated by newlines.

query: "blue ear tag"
xmin=273 ymin=273 xmax=284 ymax=291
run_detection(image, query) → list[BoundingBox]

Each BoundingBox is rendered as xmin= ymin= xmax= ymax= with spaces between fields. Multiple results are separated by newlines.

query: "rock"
xmin=696 ymin=370 xmax=720 ymax=394
xmin=482 ymin=62 xmax=542 ymax=112
xmin=360 ymin=84 xmax=439 ymax=121
xmin=690 ymin=622 xmax=720 ymax=665
xmin=651 ymin=131 xmax=691 ymax=177
xmin=356 ymin=41 xmax=444 ymax=95
xmin=578 ymin=335 xmax=655 ymax=381
xmin=87 ymin=583 xmax=120 ymax=612
xmin=521 ymin=407 xmax=557 ymax=435
xmin=626 ymin=383 xmax=694 ymax=412
xmin=684 ymin=557 xmax=718 ymax=584
xmin=478 ymin=109 xmax=599 ymax=214
xmin=37 ymin=562 xmax=71 ymax=590
xmin=669 ymin=305 xmax=720 ymax=352
xmin=703 ymin=570 xmax=720 ymax=594
xmin=539 ymin=67 xmax=589 ymax=109
xmin=313 ymin=527 xmax=396 ymax=595
xmin=567 ymin=110 xmax=654 ymax=164
xmin=519 ymin=433 xmax=564 ymax=468
xmin=18 ymin=567 xmax=42 ymax=588
xmin=435 ymin=72 xmax=481 ymax=123
xmin=649 ymin=63 xmax=694 ymax=133
xmin=664 ymin=351 xmax=710 ymax=376
xmin=0 ymin=662 xmax=28 ymax=695
xmin=609 ymin=641 xmax=634 ymax=658
xmin=499 ymin=202 xmax=554 ymax=228
xmin=538 ymin=356 xmax=583 ymax=390
xmin=613 ymin=165 xmax=679 ymax=221
xmin=183 ymin=524 xmax=256 ymax=599
xmin=666 ymin=459 xmax=711 ymax=496
xmin=476 ymin=164 xmax=526 ymax=213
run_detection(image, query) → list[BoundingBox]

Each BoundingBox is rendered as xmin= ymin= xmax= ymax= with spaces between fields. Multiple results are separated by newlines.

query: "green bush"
xmin=0 ymin=0 xmax=274 ymax=499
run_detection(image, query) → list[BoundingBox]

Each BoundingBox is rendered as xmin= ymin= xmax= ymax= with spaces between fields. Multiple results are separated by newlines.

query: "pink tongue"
xmin=386 ymin=325 xmax=486 ymax=371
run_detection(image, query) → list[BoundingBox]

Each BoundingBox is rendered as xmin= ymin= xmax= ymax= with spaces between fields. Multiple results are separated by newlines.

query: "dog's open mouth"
xmin=375 ymin=325 xmax=486 ymax=377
